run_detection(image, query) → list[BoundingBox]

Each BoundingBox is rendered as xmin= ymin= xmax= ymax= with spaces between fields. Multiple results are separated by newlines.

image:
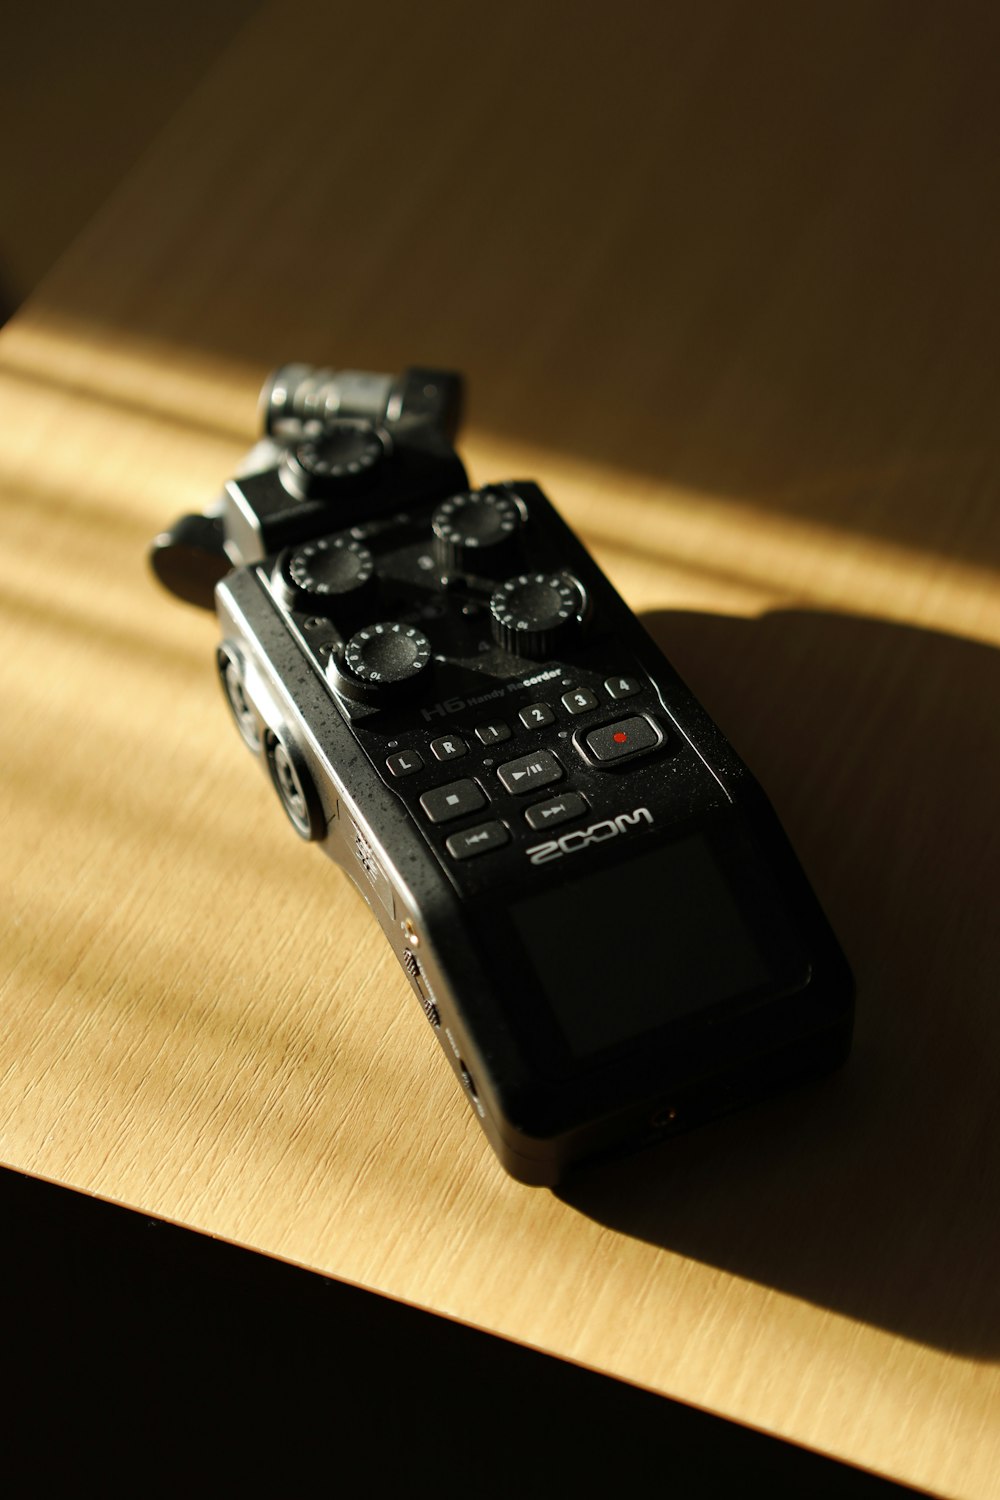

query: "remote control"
xmin=151 ymin=363 xmax=854 ymax=1185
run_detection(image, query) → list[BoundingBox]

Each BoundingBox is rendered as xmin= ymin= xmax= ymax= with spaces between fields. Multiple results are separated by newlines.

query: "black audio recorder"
xmin=151 ymin=363 xmax=854 ymax=1185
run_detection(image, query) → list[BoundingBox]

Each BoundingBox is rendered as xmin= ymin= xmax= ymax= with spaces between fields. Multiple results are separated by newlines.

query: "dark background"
xmin=1 ymin=1168 xmax=924 ymax=1496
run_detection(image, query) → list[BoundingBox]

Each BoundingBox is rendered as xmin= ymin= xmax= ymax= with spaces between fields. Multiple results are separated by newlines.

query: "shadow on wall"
xmin=559 ymin=607 xmax=1000 ymax=1357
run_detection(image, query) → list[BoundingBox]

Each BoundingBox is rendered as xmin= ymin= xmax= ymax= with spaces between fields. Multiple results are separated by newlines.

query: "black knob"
xmin=279 ymin=418 xmax=388 ymax=499
xmin=431 ymin=489 xmax=524 ymax=573
xmin=149 ymin=512 xmax=229 ymax=609
xmin=328 ymin=622 xmax=433 ymax=704
xmin=273 ymin=536 xmax=376 ymax=617
xmin=489 ymin=572 xmax=586 ymax=659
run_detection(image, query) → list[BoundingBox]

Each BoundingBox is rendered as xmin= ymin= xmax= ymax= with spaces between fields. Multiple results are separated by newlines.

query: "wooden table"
xmin=2 ymin=4 xmax=998 ymax=1493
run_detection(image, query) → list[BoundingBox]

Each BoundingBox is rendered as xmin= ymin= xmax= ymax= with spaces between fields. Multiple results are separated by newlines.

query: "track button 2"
xmin=446 ymin=821 xmax=510 ymax=859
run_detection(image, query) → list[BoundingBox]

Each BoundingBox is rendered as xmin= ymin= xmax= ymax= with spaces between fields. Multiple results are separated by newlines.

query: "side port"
xmin=352 ymin=824 xmax=394 ymax=914
xmin=401 ymin=948 xmax=440 ymax=1028
xmin=458 ymin=1058 xmax=479 ymax=1104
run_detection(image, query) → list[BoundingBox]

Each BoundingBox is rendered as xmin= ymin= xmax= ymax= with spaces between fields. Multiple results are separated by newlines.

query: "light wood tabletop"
xmin=1 ymin=3 xmax=998 ymax=1494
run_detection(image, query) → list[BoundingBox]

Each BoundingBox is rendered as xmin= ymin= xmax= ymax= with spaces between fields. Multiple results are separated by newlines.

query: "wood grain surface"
xmin=1 ymin=3 xmax=999 ymax=1494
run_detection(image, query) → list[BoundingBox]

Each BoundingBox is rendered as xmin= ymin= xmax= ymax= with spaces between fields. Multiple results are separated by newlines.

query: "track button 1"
xmin=475 ymin=721 xmax=511 ymax=746
xmin=446 ymin=821 xmax=510 ymax=859
xmin=524 ymin=791 xmax=588 ymax=831
xmin=497 ymin=749 xmax=563 ymax=795
xmin=419 ymin=779 xmax=487 ymax=823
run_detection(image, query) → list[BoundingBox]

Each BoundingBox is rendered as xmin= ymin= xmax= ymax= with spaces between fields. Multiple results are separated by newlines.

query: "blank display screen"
xmin=508 ymin=835 xmax=775 ymax=1057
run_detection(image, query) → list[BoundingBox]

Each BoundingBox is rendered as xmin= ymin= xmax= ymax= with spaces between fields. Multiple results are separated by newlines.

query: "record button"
xmin=583 ymin=715 xmax=662 ymax=763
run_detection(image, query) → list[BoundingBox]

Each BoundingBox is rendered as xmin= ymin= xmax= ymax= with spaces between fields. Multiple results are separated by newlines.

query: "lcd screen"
xmin=508 ymin=834 xmax=775 ymax=1057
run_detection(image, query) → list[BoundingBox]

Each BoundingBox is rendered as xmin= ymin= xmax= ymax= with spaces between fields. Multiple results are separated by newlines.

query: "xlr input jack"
xmin=263 ymin=729 xmax=325 ymax=842
xmin=217 ymin=644 xmax=262 ymax=752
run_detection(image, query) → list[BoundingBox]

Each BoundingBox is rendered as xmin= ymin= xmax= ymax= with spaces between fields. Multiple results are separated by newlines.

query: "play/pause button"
xmin=496 ymin=749 xmax=563 ymax=796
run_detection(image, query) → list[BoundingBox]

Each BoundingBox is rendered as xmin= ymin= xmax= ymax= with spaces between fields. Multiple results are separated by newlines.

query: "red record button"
xmin=583 ymin=715 xmax=662 ymax=763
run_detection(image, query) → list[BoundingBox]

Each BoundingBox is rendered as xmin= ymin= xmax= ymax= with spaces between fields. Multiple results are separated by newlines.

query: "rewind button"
xmin=445 ymin=821 xmax=510 ymax=860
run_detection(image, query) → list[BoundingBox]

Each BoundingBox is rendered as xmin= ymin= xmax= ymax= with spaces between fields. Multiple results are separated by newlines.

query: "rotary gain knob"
xmin=431 ymin=489 xmax=524 ymax=574
xmin=489 ymin=571 xmax=586 ymax=659
xmin=327 ymin=622 xmax=433 ymax=704
xmin=279 ymin=418 xmax=388 ymax=499
xmin=273 ymin=536 xmax=376 ymax=617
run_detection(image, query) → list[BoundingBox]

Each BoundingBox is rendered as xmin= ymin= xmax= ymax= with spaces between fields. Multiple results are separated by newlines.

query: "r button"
xmin=430 ymin=734 xmax=468 ymax=762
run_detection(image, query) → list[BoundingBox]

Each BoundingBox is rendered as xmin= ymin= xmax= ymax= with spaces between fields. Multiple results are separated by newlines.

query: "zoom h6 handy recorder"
xmin=151 ymin=362 xmax=854 ymax=1185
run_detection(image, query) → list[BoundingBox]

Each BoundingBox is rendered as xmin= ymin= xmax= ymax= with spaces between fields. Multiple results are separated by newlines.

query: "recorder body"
xmin=152 ymin=364 xmax=853 ymax=1185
